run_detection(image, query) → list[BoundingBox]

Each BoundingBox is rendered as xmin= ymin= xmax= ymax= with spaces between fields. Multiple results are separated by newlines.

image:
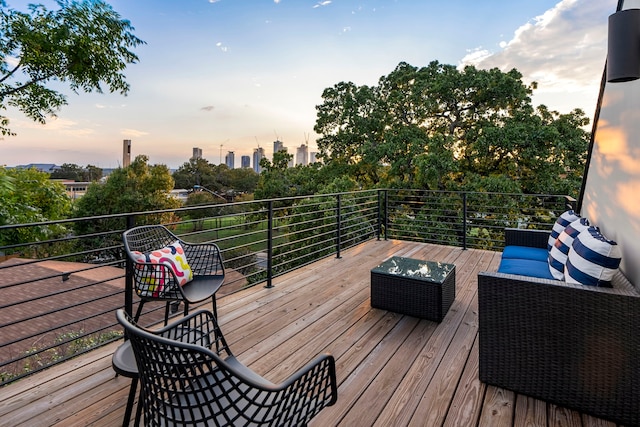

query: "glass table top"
xmin=371 ymin=256 xmax=455 ymax=283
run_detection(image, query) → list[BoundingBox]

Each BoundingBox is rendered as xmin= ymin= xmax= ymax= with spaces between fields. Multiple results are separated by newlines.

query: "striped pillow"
xmin=565 ymin=227 xmax=621 ymax=287
xmin=547 ymin=210 xmax=580 ymax=251
xmin=547 ymin=218 xmax=590 ymax=280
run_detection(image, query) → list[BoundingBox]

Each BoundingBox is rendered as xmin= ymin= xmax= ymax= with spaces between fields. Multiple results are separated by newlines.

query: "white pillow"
xmin=548 ymin=210 xmax=580 ymax=251
xmin=565 ymin=227 xmax=621 ymax=287
xmin=548 ymin=218 xmax=590 ymax=280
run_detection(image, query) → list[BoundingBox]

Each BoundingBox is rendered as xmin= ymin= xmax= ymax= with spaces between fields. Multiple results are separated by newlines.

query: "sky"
xmin=1 ymin=0 xmax=618 ymax=169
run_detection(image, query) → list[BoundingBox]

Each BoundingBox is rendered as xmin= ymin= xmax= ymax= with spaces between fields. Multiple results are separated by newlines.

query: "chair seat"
xmin=112 ymin=341 xmax=138 ymax=378
xmin=182 ymin=275 xmax=224 ymax=304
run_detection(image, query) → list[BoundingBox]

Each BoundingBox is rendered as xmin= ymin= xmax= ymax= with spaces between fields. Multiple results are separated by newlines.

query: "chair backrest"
xmin=122 ymin=225 xmax=188 ymax=299
xmin=116 ymin=309 xmax=336 ymax=426
xmin=123 ymin=225 xmax=179 ymax=254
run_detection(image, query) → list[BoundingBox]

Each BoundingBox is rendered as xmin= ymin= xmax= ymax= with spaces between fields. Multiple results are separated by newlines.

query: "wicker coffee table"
xmin=370 ymin=256 xmax=455 ymax=322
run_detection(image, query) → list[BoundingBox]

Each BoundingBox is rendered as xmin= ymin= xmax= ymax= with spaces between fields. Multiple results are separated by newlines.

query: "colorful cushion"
xmin=565 ymin=227 xmax=621 ymax=287
xmin=131 ymin=241 xmax=193 ymax=296
xmin=497 ymin=258 xmax=555 ymax=280
xmin=547 ymin=217 xmax=590 ymax=280
xmin=502 ymin=246 xmax=549 ymax=262
xmin=547 ymin=210 xmax=580 ymax=251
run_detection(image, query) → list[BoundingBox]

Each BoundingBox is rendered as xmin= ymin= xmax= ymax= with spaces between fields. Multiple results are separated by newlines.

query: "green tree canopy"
xmin=0 ymin=0 xmax=144 ymax=136
xmin=0 ymin=166 xmax=71 ymax=245
xmin=50 ymin=163 xmax=102 ymax=181
xmin=254 ymin=151 xmax=327 ymax=200
xmin=74 ymin=155 xmax=180 ymax=219
xmin=314 ymin=61 xmax=590 ymax=196
xmin=173 ymin=158 xmax=259 ymax=194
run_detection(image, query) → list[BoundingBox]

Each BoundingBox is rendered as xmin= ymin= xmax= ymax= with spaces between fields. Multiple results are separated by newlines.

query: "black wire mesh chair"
xmin=116 ymin=309 xmax=338 ymax=426
xmin=122 ymin=225 xmax=225 ymax=324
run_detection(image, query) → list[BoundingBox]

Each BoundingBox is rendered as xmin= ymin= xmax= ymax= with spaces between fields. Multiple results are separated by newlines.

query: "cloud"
xmin=461 ymin=0 xmax=610 ymax=98
xmin=121 ymin=128 xmax=149 ymax=138
xmin=313 ymin=1 xmax=331 ymax=8
xmin=216 ymin=41 xmax=228 ymax=52
xmin=201 ymin=106 xmax=215 ymax=112
xmin=208 ymin=0 xmax=222 ymax=3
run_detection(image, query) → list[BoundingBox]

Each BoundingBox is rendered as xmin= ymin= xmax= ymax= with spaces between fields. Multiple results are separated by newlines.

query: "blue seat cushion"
xmin=497 ymin=258 xmax=555 ymax=280
xmin=502 ymin=246 xmax=549 ymax=262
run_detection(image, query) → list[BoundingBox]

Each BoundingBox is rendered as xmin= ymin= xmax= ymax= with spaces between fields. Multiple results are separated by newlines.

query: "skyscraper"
xmin=192 ymin=147 xmax=202 ymax=160
xmin=241 ymin=155 xmax=250 ymax=168
xmin=296 ymin=144 xmax=308 ymax=166
xmin=273 ymin=139 xmax=284 ymax=155
xmin=225 ymin=151 xmax=235 ymax=169
xmin=253 ymin=147 xmax=265 ymax=173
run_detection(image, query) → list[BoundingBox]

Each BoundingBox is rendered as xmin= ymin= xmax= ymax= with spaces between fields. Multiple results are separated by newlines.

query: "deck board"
xmin=0 ymin=240 xmax=621 ymax=427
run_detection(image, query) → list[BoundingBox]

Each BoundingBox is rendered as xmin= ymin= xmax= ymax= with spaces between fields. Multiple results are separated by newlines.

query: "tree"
xmin=72 ymin=155 xmax=181 ymax=260
xmin=74 ymin=155 xmax=180 ymax=219
xmin=254 ymin=152 xmax=326 ymax=201
xmin=172 ymin=159 xmax=259 ymax=195
xmin=0 ymin=166 xmax=71 ymax=247
xmin=0 ymin=0 xmax=144 ymax=136
xmin=314 ymin=61 xmax=590 ymax=196
xmin=50 ymin=163 xmax=102 ymax=181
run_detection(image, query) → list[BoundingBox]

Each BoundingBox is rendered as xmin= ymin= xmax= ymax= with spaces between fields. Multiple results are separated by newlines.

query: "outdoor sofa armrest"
xmin=477 ymin=270 xmax=640 ymax=426
xmin=504 ymin=227 xmax=549 ymax=249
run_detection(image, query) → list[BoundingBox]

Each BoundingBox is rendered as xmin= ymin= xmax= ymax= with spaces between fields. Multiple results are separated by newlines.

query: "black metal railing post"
xmin=377 ymin=190 xmax=382 ymax=240
xmin=124 ymin=214 xmax=136 ymax=317
xmin=336 ymin=194 xmax=342 ymax=259
xmin=384 ymin=189 xmax=389 ymax=240
xmin=462 ymin=192 xmax=468 ymax=250
xmin=265 ymin=201 xmax=274 ymax=288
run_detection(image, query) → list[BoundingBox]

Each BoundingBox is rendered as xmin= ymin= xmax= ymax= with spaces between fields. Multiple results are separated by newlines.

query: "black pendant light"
xmin=607 ymin=8 xmax=640 ymax=82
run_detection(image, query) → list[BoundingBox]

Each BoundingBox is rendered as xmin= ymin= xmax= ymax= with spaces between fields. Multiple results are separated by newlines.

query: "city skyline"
xmin=2 ymin=0 xmax=616 ymax=169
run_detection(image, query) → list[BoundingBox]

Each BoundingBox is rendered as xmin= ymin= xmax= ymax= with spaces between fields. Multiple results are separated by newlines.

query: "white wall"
xmin=580 ymin=1 xmax=640 ymax=285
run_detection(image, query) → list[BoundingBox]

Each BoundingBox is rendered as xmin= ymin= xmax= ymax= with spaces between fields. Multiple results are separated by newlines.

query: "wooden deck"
xmin=0 ymin=240 xmax=620 ymax=426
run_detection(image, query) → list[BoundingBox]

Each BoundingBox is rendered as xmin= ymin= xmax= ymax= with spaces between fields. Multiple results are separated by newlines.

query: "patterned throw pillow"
xmin=565 ymin=227 xmax=621 ymax=287
xmin=547 ymin=210 xmax=581 ymax=251
xmin=131 ymin=241 xmax=194 ymax=296
xmin=548 ymin=217 xmax=590 ymax=280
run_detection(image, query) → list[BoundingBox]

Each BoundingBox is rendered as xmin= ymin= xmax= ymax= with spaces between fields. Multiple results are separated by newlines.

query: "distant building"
xmin=54 ymin=180 xmax=91 ymax=200
xmin=241 ymin=155 xmax=251 ymax=168
xmin=286 ymin=147 xmax=294 ymax=168
xmin=192 ymin=147 xmax=202 ymax=160
xmin=253 ymin=147 xmax=265 ymax=173
xmin=123 ymin=140 xmax=131 ymax=167
xmin=310 ymin=152 xmax=318 ymax=163
xmin=225 ymin=151 xmax=235 ymax=169
xmin=296 ymin=144 xmax=308 ymax=166
xmin=170 ymin=189 xmax=189 ymax=204
xmin=273 ymin=139 xmax=284 ymax=155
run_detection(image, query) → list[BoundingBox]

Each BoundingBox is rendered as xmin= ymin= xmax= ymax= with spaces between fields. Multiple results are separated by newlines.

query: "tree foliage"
xmin=71 ymin=155 xmax=180 ymax=260
xmin=50 ymin=163 xmax=102 ymax=181
xmin=0 ymin=0 xmax=144 ymax=135
xmin=172 ymin=158 xmax=259 ymax=194
xmin=314 ymin=61 xmax=590 ymax=196
xmin=74 ymin=155 xmax=180 ymax=220
xmin=0 ymin=166 xmax=71 ymax=246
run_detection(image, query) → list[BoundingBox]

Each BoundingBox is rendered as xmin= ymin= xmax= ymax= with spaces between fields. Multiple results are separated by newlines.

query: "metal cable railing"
xmin=0 ymin=189 xmax=571 ymax=385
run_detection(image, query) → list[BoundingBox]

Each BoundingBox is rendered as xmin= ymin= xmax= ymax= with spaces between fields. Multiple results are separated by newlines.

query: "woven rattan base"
xmin=370 ymin=257 xmax=455 ymax=322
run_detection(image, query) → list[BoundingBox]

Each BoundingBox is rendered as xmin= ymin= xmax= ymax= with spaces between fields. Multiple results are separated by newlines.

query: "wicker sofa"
xmin=478 ymin=228 xmax=640 ymax=426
